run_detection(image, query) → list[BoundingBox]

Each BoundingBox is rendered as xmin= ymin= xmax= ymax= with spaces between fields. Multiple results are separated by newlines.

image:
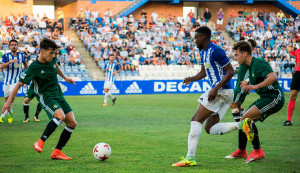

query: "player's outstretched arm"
xmin=208 ymin=63 xmax=234 ymax=102
xmin=183 ymin=64 xmax=207 ymax=86
xmin=243 ymin=72 xmax=277 ymax=92
xmin=56 ymin=63 xmax=76 ymax=85
xmin=1 ymin=82 xmax=24 ymax=114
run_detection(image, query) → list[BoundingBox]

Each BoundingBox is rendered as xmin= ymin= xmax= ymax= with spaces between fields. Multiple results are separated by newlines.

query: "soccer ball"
xmin=93 ymin=143 xmax=111 ymax=161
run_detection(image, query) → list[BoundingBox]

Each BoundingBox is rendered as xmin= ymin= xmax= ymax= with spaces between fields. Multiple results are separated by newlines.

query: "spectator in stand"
xmin=152 ymin=54 xmax=159 ymax=65
xmin=139 ymin=53 xmax=146 ymax=65
xmin=238 ymin=8 xmax=244 ymax=19
xmin=203 ymin=8 xmax=211 ymax=23
xmin=277 ymin=10 xmax=285 ymax=19
xmin=217 ymin=8 xmax=224 ymax=30
xmin=57 ymin=7 xmax=64 ymax=30
xmin=188 ymin=9 xmax=195 ymax=19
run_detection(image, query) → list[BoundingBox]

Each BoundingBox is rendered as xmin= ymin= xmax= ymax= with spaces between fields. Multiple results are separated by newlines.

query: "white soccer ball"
xmin=93 ymin=143 xmax=111 ymax=161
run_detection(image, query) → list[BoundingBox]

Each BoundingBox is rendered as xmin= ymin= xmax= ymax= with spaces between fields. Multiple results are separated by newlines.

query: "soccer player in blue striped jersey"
xmin=103 ymin=54 xmax=120 ymax=106
xmin=0 ymin=39 xmax=28 ymax=123
xmin=173 ymin=26 xmax=246 ymax=167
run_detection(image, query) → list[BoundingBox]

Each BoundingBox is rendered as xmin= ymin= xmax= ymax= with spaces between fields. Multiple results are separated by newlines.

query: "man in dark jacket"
xmin=203 ymin=8 xmax=211 ymax=23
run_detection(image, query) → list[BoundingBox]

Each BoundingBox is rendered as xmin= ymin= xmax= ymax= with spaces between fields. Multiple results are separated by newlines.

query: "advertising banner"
xmin=0 ymin=79 xmax=292 ymax=97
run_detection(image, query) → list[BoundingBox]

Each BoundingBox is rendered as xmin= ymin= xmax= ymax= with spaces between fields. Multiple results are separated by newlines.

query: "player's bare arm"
xmin=56 ymin=63 xmax=76 ymax=85
xmin=243 ymin=72 xmax=277 ymax=92
xmin=183 ymin=64 xmax=206 ymax=86
xmin=1 ymin=82 xmax=24 ymax=114
xmin=113 ymin=70 xmax=121 ymax=75
xmin=0 ymin=59 xmax=18 ymax=69
xmin=208 ymin=63 xmax=234 ymax=102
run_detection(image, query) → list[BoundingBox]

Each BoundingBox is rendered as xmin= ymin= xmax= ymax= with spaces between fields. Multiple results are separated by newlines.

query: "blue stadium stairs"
xmin=117 ymin=0 xmax=149 ymax=17
xmin=274 ymin=0 xmax=300 ymax=17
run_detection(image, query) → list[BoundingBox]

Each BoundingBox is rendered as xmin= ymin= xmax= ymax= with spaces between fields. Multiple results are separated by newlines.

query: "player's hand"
xmin=64 ymin=77 xmax=76 ymax=85
xmin=183 ymin=77 xmax=192 ymax=86
xmin=1 ymin=102 xmax=11 ymax=114
xmin=240 ymin=81 xmax=248 ymax=88
xmin=243 ymin=85 xmax=258 ymax=93
xmin=113 ymin=72 xmax=118 ymax=75
xmin=105 ymin=67 xmax=109 ymax=71
xmin=208 ymin=87 xmax=218 ymax=102
xmin=10 ymin=59 xmax=18 ymax=63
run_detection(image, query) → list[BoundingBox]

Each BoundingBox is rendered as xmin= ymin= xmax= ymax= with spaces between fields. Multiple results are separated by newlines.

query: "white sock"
xmin=109 ymin=92 xmax=115 ymax=99
xmin=1 ymin=110 xmax=9 ymax=118
xmin=209 ymin=122 xmax=240 ymax=135
xmin=186 ymin=121 xmax=202 ymax=159
xmin=104 ymin=92 xmax=109 ymax=104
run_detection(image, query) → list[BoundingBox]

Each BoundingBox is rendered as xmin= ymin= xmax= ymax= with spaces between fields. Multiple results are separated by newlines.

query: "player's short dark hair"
xmin=247 ymin=39 xmax=257 ymax=48
xmin=233 ymin=41 xmax=252 ymax=55
xmin=9 ymin=39 xmax=18 ymax=46
xmin=195 ymin=26 xmax=211 ymax=39
xmin=109 ymin=54 xmax=114 ymax=57
xmin=40 ymin=38 xmax=59 ymax=50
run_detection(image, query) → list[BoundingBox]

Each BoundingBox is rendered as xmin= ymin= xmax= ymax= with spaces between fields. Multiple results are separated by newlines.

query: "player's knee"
xmin=290 ymin=94 xmax=297 ymax=101
xmin=68 ymin=120 xmax=77 ymax=128
xmin=24 ymin=98 xmax=30 ymax=104
xmin=205 ymin=126 xmax=211 ymax=134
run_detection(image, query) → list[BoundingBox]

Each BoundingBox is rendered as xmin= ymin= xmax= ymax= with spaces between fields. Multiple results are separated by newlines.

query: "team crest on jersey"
xmin=21 ymin=73 xmax=26 ymax=79
xmin=53 ymin=105 xmax=58 ymax=108
xmin=53 ymin=64 xmax=56 ymax=69
xmin=205 ymin=63 xmax=209 ymax=69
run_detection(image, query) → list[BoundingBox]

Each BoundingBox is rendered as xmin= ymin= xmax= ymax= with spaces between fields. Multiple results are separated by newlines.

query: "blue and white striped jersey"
xmin=104 ymin=62 xmax=120 ymax=82
xmin=1 ymin=52 xmax=26 ymax=85
xmin=200 ymin=42 xmax=232 ymax=89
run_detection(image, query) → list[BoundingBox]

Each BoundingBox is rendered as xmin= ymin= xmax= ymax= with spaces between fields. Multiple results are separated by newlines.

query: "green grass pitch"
xmin=0 ymin=93 xmax=299 ymax=172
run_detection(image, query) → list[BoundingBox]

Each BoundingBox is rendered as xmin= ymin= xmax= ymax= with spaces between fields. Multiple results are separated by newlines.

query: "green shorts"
xmin=24 ymin=85 xmax=35 ymax=100
xmin=37 ymin=96 xmax=73 ymax=120
xmin=249 ymin=90 xmax=285 ymax=122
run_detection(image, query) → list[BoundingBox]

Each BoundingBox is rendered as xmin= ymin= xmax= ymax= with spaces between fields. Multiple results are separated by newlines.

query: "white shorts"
xmin=217 ymin=19 xmax=223 ymax=25
xmin=3 ymin=84 xmax=16 ymax=97
xmin=104 ymin=81 xmax=114 ymax=90
xmin=198 ymin=89 xmax=234 ymax=120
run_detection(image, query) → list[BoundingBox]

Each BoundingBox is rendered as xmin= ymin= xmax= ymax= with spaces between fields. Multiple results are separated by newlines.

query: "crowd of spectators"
xmin=226 ymin=8 xmax=300 ymax=76
xmin=0 ymin=12 xmax=87 ymax=70
xmin=72 ymin=7 xmax=230 ymax=73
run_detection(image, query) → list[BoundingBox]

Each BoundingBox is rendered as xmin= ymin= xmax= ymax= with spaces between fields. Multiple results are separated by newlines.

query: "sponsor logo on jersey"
xmin=41 ymin=70 xmax=45 ymax=74
xmin=125 ymin=82 xmax=142 ymax=93
xmin=80 ymin=82 xmax=97 ymax=94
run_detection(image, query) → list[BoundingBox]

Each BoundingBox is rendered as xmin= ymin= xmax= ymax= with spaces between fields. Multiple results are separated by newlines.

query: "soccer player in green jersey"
xmin=23 ymin=83 xmax=42 ymax=122
xmin=227 ymin=41 xmax=285 ymax=163
xmin=1 ymin=38 xmax=77 ymax=160
xmin=226 ymin=39 xmax=262 ymax=160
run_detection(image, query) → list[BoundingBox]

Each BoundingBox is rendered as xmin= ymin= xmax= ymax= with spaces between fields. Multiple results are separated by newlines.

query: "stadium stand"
xmin=71 ymin=7 xmax=299 ymax=80
xmin=0 ymin=13 xmax=92 ymax=82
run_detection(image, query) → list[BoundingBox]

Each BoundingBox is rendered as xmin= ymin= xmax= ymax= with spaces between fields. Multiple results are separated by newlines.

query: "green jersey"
xmin=234 ymin=64 xmax=250 ymax=93
xmin=248 ymin=57 xmax=282 ymax=97
xmin=19 ymin=57 xmax=63 ymax=100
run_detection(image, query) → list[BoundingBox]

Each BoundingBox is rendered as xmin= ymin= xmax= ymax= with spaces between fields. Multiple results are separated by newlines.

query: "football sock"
xmin=287 ymin=100 xmax=295 ymax=121
xmin=41 ymin=118 xmax=62 ymax=142
xmin=251 ymin=123 xmax=260 ymax=149
xmin=23 ymin=103 xmax=29 ymax=118
xmin=109 ymin=92 xmax=115 ymax=99
xmin=35 ymin=104 xmax=42 ymax=118
xmin=238 ymin=129 xmax=247 ymax=150
xmin=104 ymin=92 xmax=109 ymax=104
xmin=186 ymin=121 xmax=202 ymax=159
xmin=56 ymin=126 xmax=74 ymax=150
xmin=209 ymin=122 xmax=240 ymax=135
